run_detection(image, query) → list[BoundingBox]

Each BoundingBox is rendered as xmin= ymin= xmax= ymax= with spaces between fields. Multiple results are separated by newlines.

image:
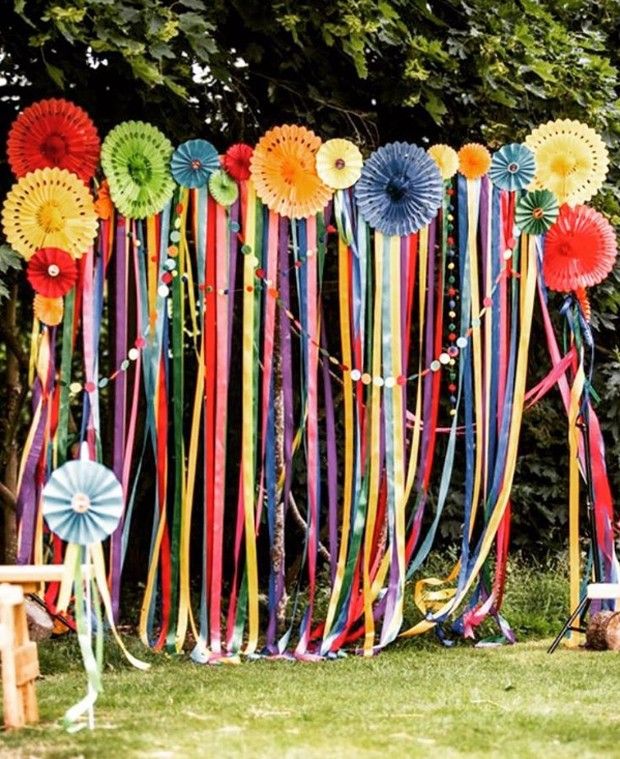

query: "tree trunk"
xmin=2 ymin=285 xmax=22 ymax=564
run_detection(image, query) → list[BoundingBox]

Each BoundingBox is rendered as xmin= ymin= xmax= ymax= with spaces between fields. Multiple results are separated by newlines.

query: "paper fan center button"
xmin=41 ymin=132 xmax=68 ymax=163
xmin=38 ymin=201 xmax=64 ymax=233
xmin=127 ymin=154 xmax=153 ymax=185
xmin=47 ymin=264 xmax=60 ymax=277
xmin=71 ymin=492 xmax=91 ymax=514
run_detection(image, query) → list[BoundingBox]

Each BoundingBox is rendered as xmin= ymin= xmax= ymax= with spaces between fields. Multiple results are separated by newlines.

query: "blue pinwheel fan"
xmin=171 ymin=139 xmax=220 ymax=189
xmin=42 ymin=459 xmax=123 ymax=545
xmin=355 ymin=142 xmax=443 ymax=237
xmin=489 ymin=143 xmax=536 ymax=192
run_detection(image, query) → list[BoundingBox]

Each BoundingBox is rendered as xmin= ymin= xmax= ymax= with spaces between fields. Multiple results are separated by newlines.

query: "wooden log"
xmin=585 ymin=610 xmax=620 ymax=651
xmin=586 ymin=611 xmax=614 ymax=650
xmin=605 ymin=612 xmax=620 ymax=651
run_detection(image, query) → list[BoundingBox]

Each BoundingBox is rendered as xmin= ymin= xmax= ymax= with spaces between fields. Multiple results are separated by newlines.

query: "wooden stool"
xmin=0 ymin=583 xmax=39 ymax=729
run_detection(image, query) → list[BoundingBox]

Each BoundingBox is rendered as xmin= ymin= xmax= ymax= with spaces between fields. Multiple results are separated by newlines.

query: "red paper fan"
xmin=27 ymin=248 xmax=78 ymax=297
xmin=222 ymin=143 xmax=253 ymax=182
xmin=543 ymin=205 xmax=617 ymax=292
xmin=7 ymin=98 xmax=100 ymax=182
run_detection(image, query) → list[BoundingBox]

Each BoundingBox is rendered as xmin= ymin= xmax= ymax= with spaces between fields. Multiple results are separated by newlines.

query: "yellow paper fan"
xmin=315 ymin=139 xmax=363 ymax=190
xmin=250 ymin=125 xmax=332 ymax=219
xmin=525 ymin=119 xmax=608 ymax=205
xmin=427 ymin=144 xmax=459 ymax=180
xmin=1 ymin=167 xmax=98 ymax=260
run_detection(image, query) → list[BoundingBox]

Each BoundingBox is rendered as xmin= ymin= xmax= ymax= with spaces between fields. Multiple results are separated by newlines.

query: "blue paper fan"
xmin=489 ymin=143 xmax=535 ymax=192
xmin=354 ymin=142 xmax=443 ymax=236
xmin=42 ymin=460 xmax=124 ymax=545
xmin=171 ymin=139 xmax=220 ymax=188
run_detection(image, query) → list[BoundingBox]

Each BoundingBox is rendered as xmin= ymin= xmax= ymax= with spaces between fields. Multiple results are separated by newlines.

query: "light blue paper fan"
xmin=171 ymin=139 xmax=220 ymax=189
xmin=42 ymin=460 xmax=124 ymax=545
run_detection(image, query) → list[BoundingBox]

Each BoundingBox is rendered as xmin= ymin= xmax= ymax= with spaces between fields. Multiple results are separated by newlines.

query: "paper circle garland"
xmin=489 ymin=144 xmax=536 ymax=191
xmin=7 ymin=98 xmax=100 ymax=183
xmin=315 ymin=139 xmax=363 ymax=190
xmin=1 ymin=167 xmax=98 ymax=260
xmin=543 ymin=204 xmax=617 ymax=291
xmin=525 ymin=119 xmax=608 ymax=205
xmin=458 ymin=143 xmax=492 ymax=180
xmin=27 ymin=247 xmax=77 ymax=297
xmin=42 ymin=459 xmax=124 ymax=545
xmin=515 ymin=190 xmax=559 ymax=235
xmin=427 ymin=144 xmax=459 ymax=180
xmin=355 ymin=142 xmax=443 ymax=236
xmin=170 ymin=139 xmax=220 ymax=189
xmin=101 ymin=121 xmax=175 ymax=219
xmin=223 ymin=143 xmax=253 ymax=182
xmin=250 ymin=125 xmax=331 ymax=219
xmin=208 ymin=169 xmax=239 ymax=207
xmin=34 ymin=293 xmax=64 ymax=326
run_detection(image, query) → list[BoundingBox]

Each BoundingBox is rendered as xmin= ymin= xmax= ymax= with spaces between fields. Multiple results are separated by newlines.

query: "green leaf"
xmin=44 ymin=61 xmax=66 ymax=89
xmin=0 ymin=246 xmax=23 ymax=274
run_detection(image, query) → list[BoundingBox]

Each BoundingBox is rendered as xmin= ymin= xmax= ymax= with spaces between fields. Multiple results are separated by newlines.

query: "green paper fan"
xmin=515 ymin=189 xmax=559 ymax=236
xmin=101 ymin=121 xmax=175 ymax=219
xmin=208 ymin=169 xmax=238 ymax=207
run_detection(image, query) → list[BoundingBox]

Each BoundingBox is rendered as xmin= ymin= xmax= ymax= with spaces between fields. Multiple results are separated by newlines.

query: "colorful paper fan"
xmin=354 ymin=142 xmax=443 ymax=236
xmin=250 ymin=125 xmax=332 ymax=219
xmin=171 ymin=139 xmax=220 ymax=189
xmin=525 ymin=119 xmax=608 ymax=205
xmin=27 ymin=248 xmax=77 ymax=297
xmin=94 ymin=180 xmax=114 ymax=220
xmin=222 ymin=143 xmax=253 ymax=182
xmin=543 ymin=204 xmax=617 ymax=291
xmin=316 ymin=139 xmax=363 ymax=190
xmin=208 ymin=169 xmax=239 ymax=207
xmin=427 ymin=144 xmax=459 ymax=180
xmin=489 ymin=143 xmax=536 ymax=191
xmin=42 ymin=459 xmax=124 ymax=545
xmin=1 ymin=167 xmax=98 ymax=260
xmin=101 ymin=121 xmax=175 ymax=219
xmin=34 ymin=294 xmax=64 ymax=326
xmin=458 ymin=143 xmax=491 ymax=180
xmin=7 ymin=98 xmax=100 ymax=183
xmin=515 ymin=190 xmax=559 ymax=235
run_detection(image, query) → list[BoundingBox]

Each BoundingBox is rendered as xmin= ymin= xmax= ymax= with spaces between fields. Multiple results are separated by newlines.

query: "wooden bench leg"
xmin=0 ymin=583 xmax=39 ymax=729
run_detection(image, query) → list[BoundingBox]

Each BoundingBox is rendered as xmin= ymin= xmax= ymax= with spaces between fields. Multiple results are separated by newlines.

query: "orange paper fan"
xmin=34 ymin=294 xmax=64 ymax=326
xmin=458 ymin=143 xmax=492 ymax=180
xmin=250 ymin=125 xmax=332 ymax=219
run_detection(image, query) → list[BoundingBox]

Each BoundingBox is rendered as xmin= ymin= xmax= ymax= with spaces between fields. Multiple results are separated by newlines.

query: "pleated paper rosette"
xmin=543 ymin=204 xmax=617 ymax=291
xmin=489 ymin=144 xmax=535 ymax=191
xmin=250 ymin=125 xmax=332 ymax=219
xmin=525 ymin=119 xmax=608 ymax=205
xmin=42 ymin=459 xmax=124 ymax=545
xmin=27 ymin=247 xmax=77 ymax=297
xmin=458 ymin=143 xmax=492 ymax=180
xmin=427 ymin=144 xmax=459 ymax=181
xmin=315 ymin=139 xmax=363 ymax=190
xmin=34 ymin=294 xmax=64 ymax=326
xmin=515 ymin=190 xmax=559 ymax=235
xmin=171 ymin=139 xmax=220 ymax=188
xmin=1 ymin=167 xmax=98 ymax=260
xmin=209 ymin=169 xmax=239 ymax=206
xmin=7 ymin=98 xmax=100 ymax=182
xmin=223 ymin=143 xmax=254 ymax=182
xmin=101 ymin=121 xmax=175 ymax=219
xmin=355 ymin=142 xmax=443 ymax=236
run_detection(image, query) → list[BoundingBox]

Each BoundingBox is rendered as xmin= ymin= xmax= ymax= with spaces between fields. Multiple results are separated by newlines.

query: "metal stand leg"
xmin=548 ymin=595 xmax=590 ymax=654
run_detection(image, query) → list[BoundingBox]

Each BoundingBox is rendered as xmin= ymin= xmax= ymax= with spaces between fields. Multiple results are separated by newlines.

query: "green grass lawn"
xmin=3 ymin=558 xmax=618 ymax=758
xmin=3 ymin=636 xmax=620 ymax=758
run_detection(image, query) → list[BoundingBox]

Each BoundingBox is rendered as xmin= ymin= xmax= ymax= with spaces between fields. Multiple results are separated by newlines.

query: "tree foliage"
xmin=0 ymin=0 xmax=619 ymax=550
